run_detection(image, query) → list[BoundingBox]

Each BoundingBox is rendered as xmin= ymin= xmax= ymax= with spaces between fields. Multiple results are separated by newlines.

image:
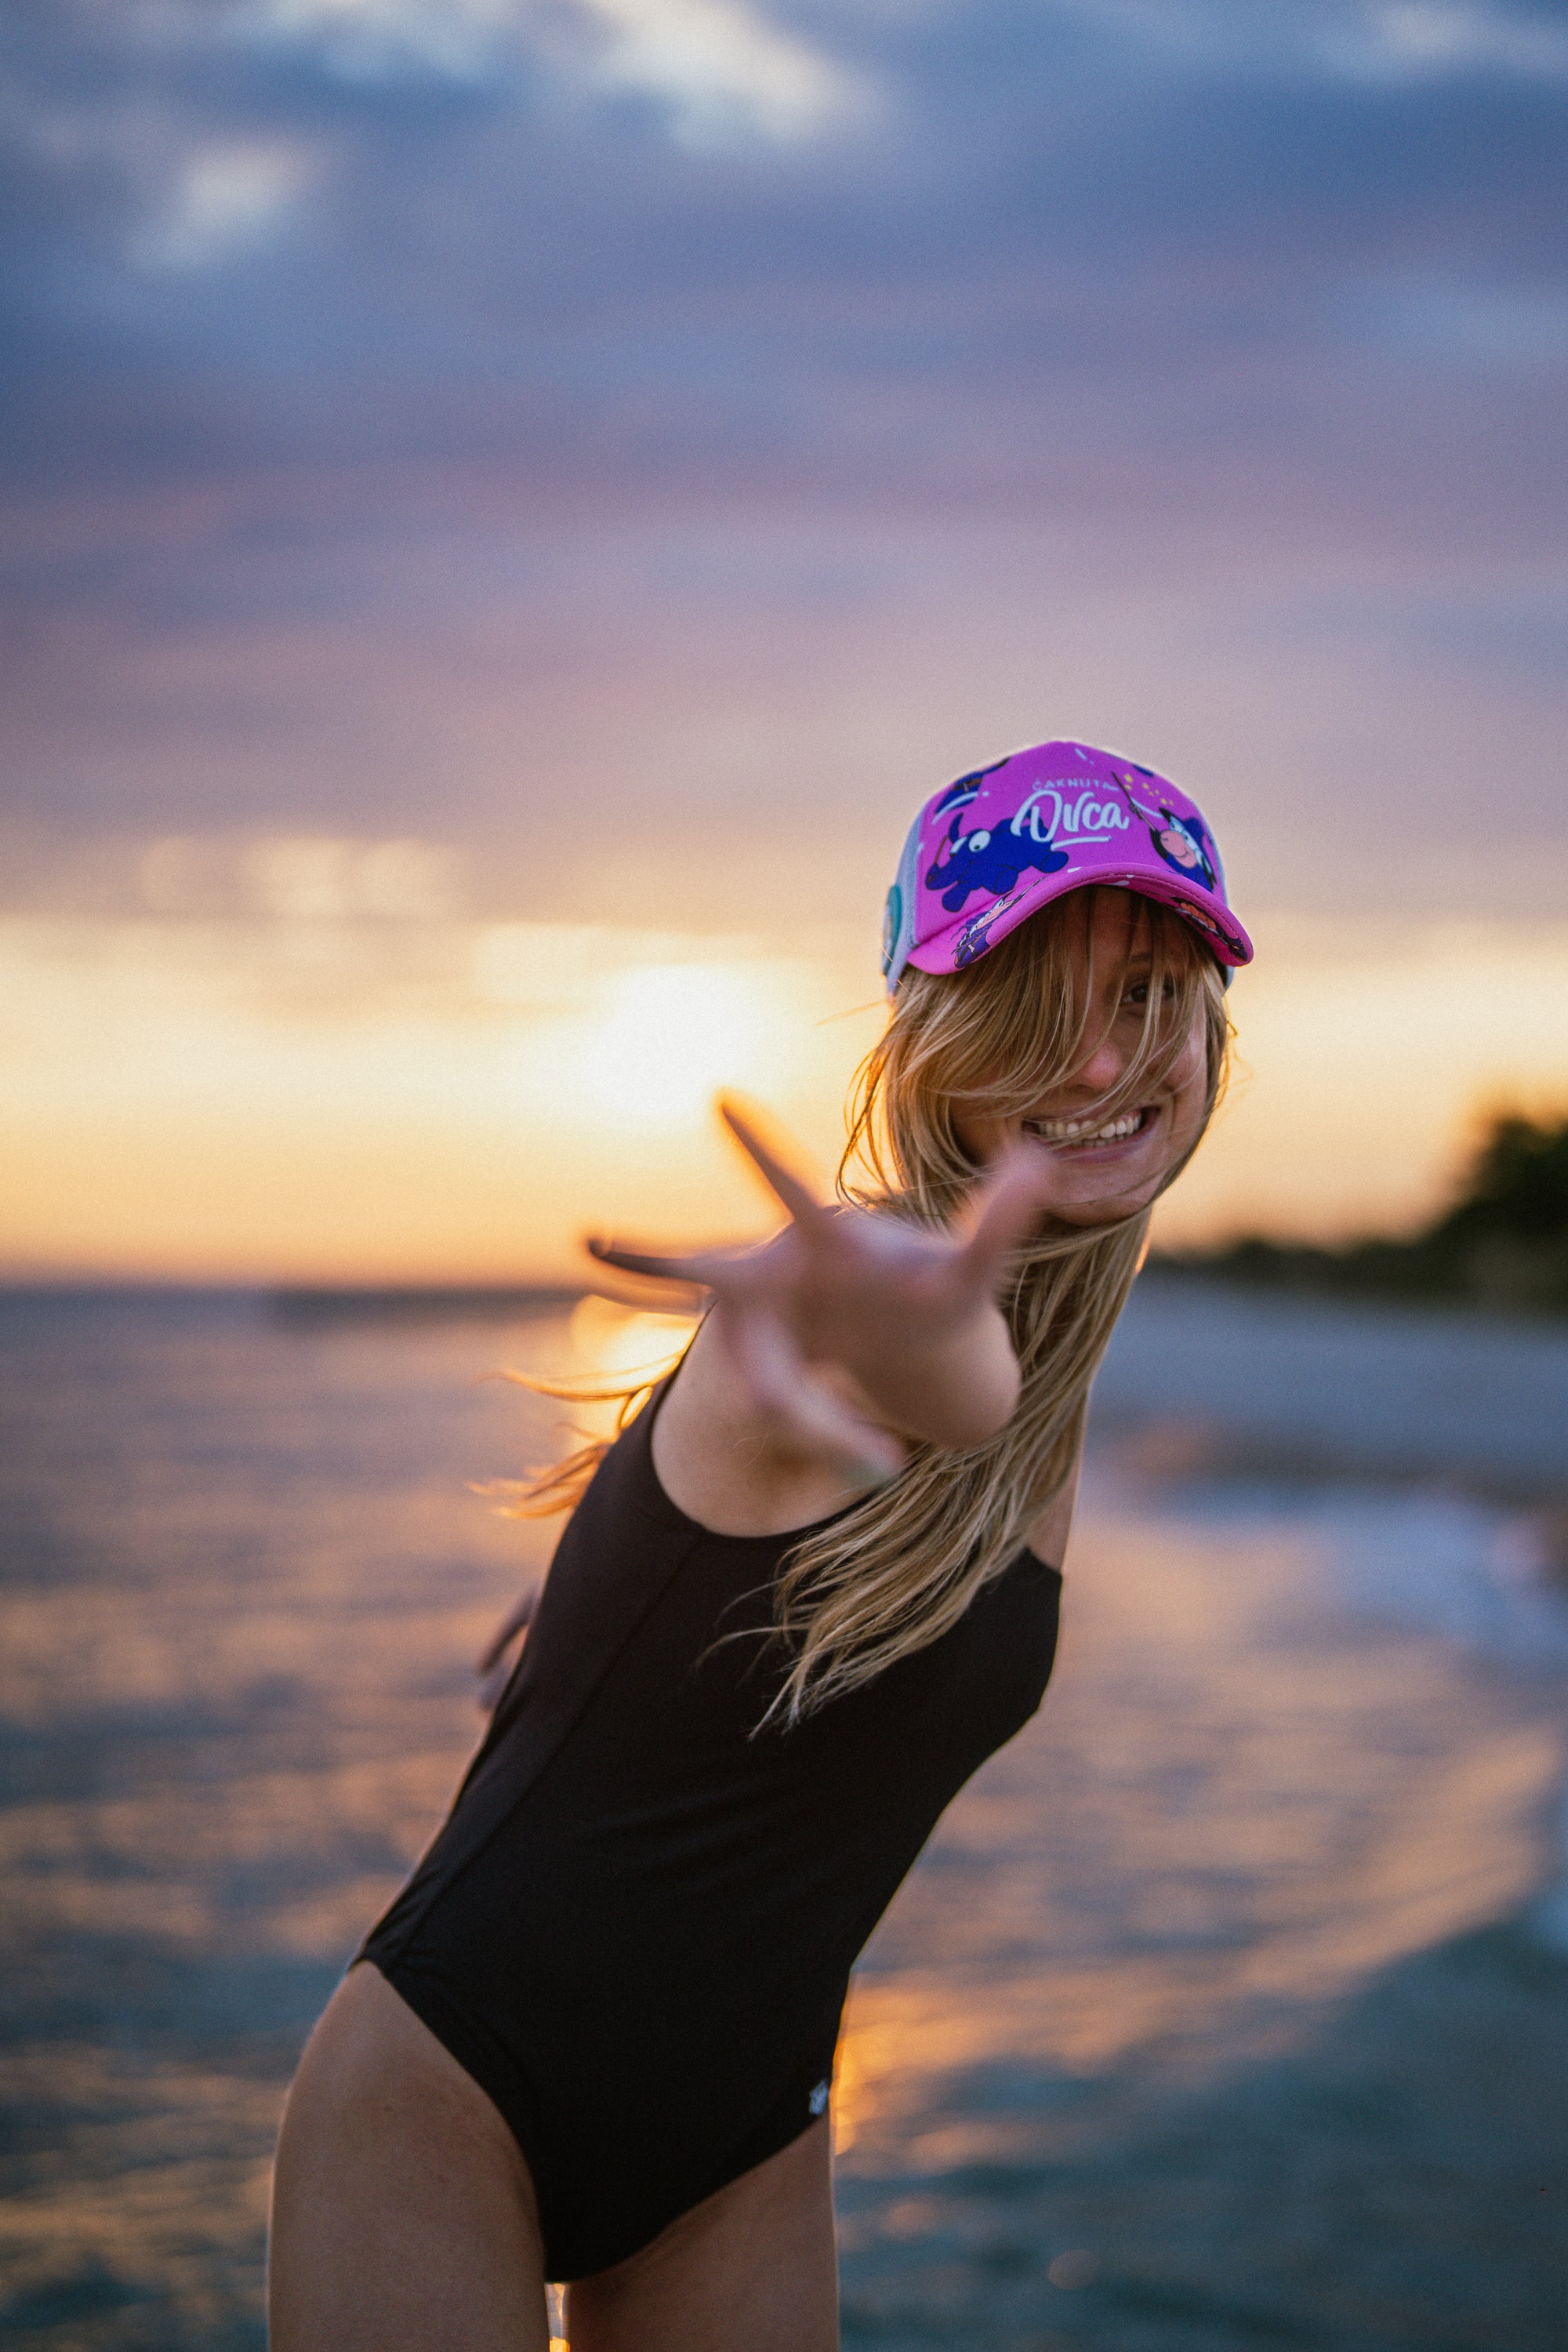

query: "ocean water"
xmin=2 ymin=1281 xmax=1566 ymax=2350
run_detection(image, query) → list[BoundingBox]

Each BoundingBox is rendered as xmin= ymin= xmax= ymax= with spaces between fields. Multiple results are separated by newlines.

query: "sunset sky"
xmin=3 ymin=1 xmax=1566 ymax=1279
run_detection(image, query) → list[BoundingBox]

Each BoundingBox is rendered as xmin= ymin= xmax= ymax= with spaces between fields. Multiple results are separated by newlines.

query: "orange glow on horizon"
xmin=3 ymin=908 xmax=1567 ymax=1281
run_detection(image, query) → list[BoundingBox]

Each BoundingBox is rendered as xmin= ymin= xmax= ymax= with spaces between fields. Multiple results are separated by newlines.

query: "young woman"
xmin=268 ymin=739 xmax=1250 ymax=2352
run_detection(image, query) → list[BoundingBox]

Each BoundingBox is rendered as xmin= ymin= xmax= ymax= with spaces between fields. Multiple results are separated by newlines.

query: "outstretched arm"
xmin=589 ymin=1099 xmax=1064 ymax=1539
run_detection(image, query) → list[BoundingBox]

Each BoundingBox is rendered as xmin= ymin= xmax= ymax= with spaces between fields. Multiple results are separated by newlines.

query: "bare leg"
xmin=567 ymin=2116 xmax=838 ymax=2352
xmin=268 ymin=1962 xmax=551 ymax=2352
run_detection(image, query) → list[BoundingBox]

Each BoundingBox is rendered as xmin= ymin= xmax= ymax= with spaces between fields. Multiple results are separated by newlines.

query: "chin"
xmin=1052 ymin=1190 xmax=1157 ymax=1230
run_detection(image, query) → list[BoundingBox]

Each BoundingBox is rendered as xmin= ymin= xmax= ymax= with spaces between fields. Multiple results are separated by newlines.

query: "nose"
xmin=1071 ymin=1030 xmax=1131 ymax=1092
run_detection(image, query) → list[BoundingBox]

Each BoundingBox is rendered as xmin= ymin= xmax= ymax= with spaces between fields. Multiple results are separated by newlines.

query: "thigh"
xmin=566 ymin=2117 xmax=837 ymax=2352
xmin=268 ymin=1960 xmax=551 ymax=2352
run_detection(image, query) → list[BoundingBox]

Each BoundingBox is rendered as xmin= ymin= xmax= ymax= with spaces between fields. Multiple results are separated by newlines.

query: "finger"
xmin=960 ymin=1141 xmax=1062 ymax=1278
xmin=717 ymin=1095 xmax=831 ymax=1231
xmin=586 ymin=1231 xmax=765 ymax=1281
xmin=585 ymin=1236 xmax=731 ymax=1289
xmin=722 ymin=1302 xmax=811 ymax=1422
xmin=578 ymin=1265 xmax=713 ymax=1317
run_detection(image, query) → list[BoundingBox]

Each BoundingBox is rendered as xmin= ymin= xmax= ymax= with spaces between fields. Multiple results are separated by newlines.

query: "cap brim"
xmin=906 ymin=866 xmax=1254 ymax=976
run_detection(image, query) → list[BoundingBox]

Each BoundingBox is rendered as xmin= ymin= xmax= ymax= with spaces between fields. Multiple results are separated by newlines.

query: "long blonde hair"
xmin=506 ymin=889 xmax=1231 ymax=1719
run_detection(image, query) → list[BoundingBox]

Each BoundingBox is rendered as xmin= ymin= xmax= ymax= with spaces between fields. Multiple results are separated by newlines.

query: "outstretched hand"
xmin=588 ymin=1098 xmax=1064 ymax=1483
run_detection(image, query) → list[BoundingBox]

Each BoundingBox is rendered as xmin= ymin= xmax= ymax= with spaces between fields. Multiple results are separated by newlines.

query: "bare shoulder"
xmin=1021 ymin=1446 xmax=1083 ymax=1572
xmin=651 ymin=1316 xmax=880 ymax=1539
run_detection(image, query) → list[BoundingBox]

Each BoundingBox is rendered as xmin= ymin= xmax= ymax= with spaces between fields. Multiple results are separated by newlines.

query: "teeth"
xmin=1029 ymin=1110 xmax=1144 ymax=1145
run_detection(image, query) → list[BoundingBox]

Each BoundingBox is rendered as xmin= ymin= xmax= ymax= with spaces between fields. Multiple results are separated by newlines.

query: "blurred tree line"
xmin=1159 ymin=1111 xmax=1568 ymax=1316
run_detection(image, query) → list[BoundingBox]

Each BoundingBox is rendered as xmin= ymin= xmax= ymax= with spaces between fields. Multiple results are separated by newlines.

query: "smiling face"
xmin=955 ymin=888 xmax=1213 ymax=1227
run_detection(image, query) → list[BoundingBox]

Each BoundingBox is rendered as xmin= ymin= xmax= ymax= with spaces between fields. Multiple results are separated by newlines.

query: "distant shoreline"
xmin=1146 ymin=1238 xmax=1568 ymax=1323
xmin=1 ymin=1257 xmax=1563 ymax=1328
xmin=1152 ymin=1109 xmax=1568 ymax=1323
xmin=0 ymin=1280 xmax=587 ymax=1327
xmin=269 ymin=1283 xmax=585 ymax=1327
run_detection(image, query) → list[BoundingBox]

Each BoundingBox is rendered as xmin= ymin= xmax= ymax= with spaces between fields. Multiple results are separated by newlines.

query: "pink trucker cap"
xmin=881 ymin=739 xmax=1253 ymax=996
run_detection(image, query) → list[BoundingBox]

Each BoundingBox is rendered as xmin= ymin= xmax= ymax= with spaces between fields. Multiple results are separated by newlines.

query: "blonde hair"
xmin=506 ymin=888 xmax=1231 ymax=1719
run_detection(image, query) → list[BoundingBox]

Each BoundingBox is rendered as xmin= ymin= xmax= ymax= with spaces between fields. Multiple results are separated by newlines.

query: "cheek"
xmin=1167 ymin=1032 xmax=1210 ymax=1134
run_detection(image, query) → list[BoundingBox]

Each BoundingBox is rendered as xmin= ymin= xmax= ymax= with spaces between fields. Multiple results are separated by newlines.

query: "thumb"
xmin=960 ymin=1141 xmax=1061 ymax=1280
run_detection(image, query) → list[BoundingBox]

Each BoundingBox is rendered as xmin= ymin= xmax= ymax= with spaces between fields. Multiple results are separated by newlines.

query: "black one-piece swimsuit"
xmin=359 ymin=1385 xmax=1062 ymax=2281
